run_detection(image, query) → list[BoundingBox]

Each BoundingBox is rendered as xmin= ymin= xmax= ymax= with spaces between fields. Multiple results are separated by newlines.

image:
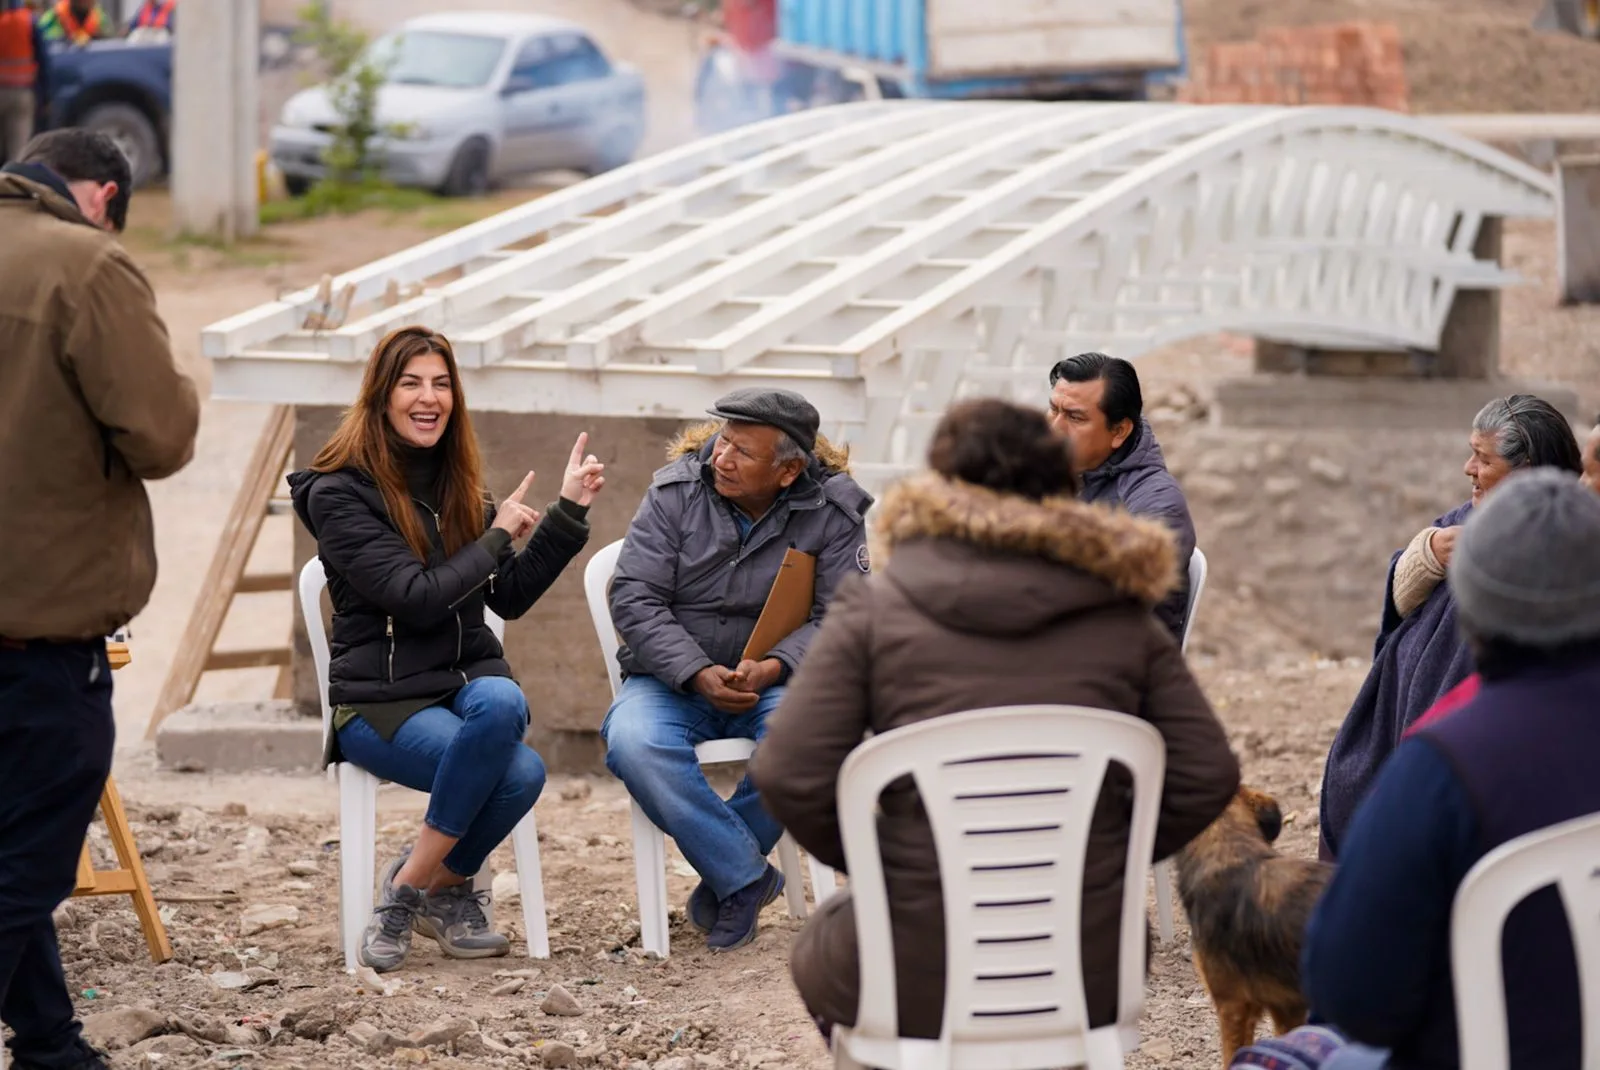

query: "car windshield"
xmin=368 ymin=30 xmax=507 ymax=89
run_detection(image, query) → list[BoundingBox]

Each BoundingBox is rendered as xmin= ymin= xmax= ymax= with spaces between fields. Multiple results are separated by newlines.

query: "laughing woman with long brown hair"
xmin=287 ymin=325 xmax=605 ymax=974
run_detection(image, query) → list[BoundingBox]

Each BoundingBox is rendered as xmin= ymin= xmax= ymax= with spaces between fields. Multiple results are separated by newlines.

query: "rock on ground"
xmin=540 ymin=983 xmax=584 ymax=1016
xmin=539 ymin=1039 xmax=578 ymax=1067
xmin=81 ymin=1005 xmax=168 ymax=1051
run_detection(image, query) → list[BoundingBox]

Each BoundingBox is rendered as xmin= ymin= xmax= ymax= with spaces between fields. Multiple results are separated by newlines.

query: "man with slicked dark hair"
xmin=1048 ymin=351 xmax=1196 ymax=640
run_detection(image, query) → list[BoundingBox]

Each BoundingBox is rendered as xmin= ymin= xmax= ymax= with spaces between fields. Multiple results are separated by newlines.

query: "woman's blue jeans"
xmin=336 ymin=676 xmax=546 ymax=878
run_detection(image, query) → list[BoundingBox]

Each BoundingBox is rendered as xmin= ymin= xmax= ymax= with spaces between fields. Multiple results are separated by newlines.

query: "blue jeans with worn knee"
xmin=336 ymin=675 xmax=546 ymax=878
xmin=601 ymin=673 xmax=785 ymax=900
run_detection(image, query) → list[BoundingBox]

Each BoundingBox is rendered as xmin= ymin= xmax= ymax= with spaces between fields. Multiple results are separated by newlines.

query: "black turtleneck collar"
xmin=399 ymin=444 xmax=444 ymax=511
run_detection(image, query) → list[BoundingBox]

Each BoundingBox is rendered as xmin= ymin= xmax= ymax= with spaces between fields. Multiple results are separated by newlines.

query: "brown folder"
xmin=741 ymin=548 xmax=816 ymax=661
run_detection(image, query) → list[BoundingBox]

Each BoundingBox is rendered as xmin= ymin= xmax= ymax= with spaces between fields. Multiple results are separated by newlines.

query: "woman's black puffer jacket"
xmin=286 ymin=465 xmax=589 ymax=705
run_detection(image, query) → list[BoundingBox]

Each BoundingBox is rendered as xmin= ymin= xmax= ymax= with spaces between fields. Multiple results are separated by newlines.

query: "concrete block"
xmin=156 ymin=700 xmax=322 ymax=774
xmin=1213 ymin=375 xmax=1584 ymax=432
xmin=1254 ymin=342 xmax=1425 ymax=378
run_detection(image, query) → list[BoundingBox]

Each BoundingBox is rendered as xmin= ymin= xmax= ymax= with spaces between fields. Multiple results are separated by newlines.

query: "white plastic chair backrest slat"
xmin=297 ymin=555 xmax=505 ymax=753
xmin=1182 ymin=548 xmax=1207 ymax=654
xmin=583 ymin=539 xmax=626 ymax=698
xmin=1451 ymin=810 xmax=1600 ymax=1070
xmin=836 ymin=705 xmax=1165 ymax=1060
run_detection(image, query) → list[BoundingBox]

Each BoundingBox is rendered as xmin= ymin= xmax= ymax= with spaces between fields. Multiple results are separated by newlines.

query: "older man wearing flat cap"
xmin=604 ymin=387 xmax=872 ymax=952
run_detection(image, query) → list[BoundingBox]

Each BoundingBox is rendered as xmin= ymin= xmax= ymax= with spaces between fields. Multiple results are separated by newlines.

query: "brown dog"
xmin=1175 ymin=786 xmax=1335 ymax=1068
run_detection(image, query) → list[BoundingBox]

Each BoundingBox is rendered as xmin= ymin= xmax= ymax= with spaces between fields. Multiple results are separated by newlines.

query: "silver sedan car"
xmin=270 ymin=12 xmax=647 ymax=196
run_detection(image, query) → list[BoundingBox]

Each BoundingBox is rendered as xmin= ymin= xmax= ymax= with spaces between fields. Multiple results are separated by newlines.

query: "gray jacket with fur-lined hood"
xmin=610 ymin=422 xmax=873 ymax=691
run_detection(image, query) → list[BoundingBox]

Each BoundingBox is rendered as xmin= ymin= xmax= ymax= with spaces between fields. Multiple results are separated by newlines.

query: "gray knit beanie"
xmin=1450 ymin=467 xmax=1600 ymax=646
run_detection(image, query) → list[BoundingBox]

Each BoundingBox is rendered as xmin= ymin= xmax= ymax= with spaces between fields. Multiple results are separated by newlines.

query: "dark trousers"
xmin=0 ymin=641 xmax=115 ymax=1067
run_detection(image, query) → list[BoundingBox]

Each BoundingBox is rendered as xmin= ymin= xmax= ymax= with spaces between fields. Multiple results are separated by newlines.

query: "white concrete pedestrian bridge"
xmin=205 ymin=100 xmax=1554 ymax=486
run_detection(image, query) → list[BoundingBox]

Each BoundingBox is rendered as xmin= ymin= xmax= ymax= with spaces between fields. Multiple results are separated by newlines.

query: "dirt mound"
xmin=1160 ymin=411 xmax=1477 ymax=666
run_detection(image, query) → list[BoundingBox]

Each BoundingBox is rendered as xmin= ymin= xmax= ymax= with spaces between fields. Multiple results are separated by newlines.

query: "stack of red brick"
xmin=1178 ymin=22 xmax=1409 ymax=112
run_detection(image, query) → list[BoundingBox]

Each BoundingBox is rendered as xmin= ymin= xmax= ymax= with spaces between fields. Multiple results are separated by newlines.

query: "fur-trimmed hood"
xmin=668 ymin=420 xmax=853 ymax=474
xmin=873 ymin=472 xmax=1180 ymax=636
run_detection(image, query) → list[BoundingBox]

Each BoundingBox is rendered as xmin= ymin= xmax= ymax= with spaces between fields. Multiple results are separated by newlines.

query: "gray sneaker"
xmin=415 ymin=881 xmax=511 ymax=959
xmin=359 ymin=880 xmax=424 ymax=973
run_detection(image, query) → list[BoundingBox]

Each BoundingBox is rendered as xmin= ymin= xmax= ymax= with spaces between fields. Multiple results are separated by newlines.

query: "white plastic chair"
xmin=1451 ymin=810 xmax=1600 ymax=1070
xmin=582 ymin=538 xmax=838 ymax=958
xmin=1152 ymin=546 xmax=1208 ymax=944
xmin=298 ymin=556 xmax=550 ymax=970
xmin=831 ymin=704 xmax=1165 ymax=1070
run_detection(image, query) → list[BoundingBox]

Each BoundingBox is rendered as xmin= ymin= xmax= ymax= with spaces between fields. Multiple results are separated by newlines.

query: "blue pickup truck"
xmin=42 ymin=38 xmax=172 ymax=187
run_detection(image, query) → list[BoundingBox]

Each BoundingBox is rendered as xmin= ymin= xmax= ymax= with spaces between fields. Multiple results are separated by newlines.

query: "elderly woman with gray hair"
xmin=1318 ymin=393 xmax=1582 ymax=861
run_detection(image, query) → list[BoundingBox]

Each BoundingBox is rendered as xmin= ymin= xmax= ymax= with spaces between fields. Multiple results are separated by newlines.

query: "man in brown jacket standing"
xmin=0 ymin=129 xmax=200 ymax=1070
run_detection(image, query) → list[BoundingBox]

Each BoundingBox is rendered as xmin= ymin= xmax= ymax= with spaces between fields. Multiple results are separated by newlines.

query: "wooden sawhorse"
xmin=69 ymin=641 xmax=172 ymax=963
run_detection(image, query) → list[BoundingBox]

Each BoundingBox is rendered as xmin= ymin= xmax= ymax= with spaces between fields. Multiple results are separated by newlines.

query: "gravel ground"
xmin=56 ymin=657 xmax=1363 ymax=1070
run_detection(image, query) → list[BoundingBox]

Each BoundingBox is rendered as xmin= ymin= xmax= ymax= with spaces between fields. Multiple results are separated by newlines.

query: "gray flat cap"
xmin=708 ymin=387 xmax=820 ymax=455
xmin=1450 ymin=467 xmax=1600 ymax=646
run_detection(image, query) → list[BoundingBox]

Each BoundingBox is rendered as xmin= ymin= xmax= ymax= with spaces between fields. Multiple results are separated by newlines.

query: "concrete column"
xmin=1557 ymin=155 xmax=1600 ymax=304
xmin=170 ymin=0 xmax=259 ymax=241
xmin=1434 ymin=216 xmax=1502 ymax=379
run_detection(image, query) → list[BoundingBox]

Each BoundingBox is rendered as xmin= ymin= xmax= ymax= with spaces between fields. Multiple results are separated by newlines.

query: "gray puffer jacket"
xmin=611 ymin=423 xmax=874 ymax=691
xmin=1079 ymin=419 xmax=1196 ymax=640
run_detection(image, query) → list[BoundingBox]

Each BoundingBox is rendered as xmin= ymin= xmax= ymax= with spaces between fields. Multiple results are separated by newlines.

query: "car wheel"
xmin=284 ymin=174 xmax=312 ymax=197
xmin=439 ymin=138 xmax=491 ymax=198
xmin=79 ymin=102 xmax=162 ymax=188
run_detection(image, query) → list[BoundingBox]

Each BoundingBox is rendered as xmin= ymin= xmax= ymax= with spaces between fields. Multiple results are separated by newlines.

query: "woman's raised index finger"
xmin=568 ymin=431 xmax=589 ymax=466
xmin=507 ymin=470 xmax=535 ymax=502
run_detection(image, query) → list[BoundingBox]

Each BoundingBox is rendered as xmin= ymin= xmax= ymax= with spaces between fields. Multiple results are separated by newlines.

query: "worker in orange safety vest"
xmin=0 ymin=0 xmax=47 ymax=164
xmin=36 ymin=0 xmax=107 ymax=45
xmin=127 ymin=0 xmax=174 ymax=34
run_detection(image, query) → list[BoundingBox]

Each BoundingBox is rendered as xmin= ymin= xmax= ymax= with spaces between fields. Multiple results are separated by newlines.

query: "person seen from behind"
xmin=1317 ymin=394 xmax=1581 ymax=861
xmin=1046 ymin=352 xmax=1196 ymax=641
xmin=287 ymin=326 xmax=605 ymax=974
xmin=1233 ymin=468 xmax=1600 ymax=1070
xmin=753 ymin=397 xmax=1239 ymax=1045
xmin=0 ymin=128 xmax=200 ymax=1070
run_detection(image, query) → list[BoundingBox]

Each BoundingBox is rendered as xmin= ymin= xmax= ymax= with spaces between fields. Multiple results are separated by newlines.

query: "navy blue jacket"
xmin=1303 ymin=654 xmax=1600 ymax=1069
xmin=1077 ymin=419 xmax=1195 ymax=640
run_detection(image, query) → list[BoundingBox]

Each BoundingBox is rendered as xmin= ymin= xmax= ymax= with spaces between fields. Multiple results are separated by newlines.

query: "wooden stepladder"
xmin=73 ymin=641 xmax=173 ymax=963
xmin=144 ymin=405 xmax=297 ymax=740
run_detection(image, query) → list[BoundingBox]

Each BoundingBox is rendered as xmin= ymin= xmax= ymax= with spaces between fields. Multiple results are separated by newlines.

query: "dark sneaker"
xmin=359 ymin=881 xmax=424 ymax=973
xmin=415 ymin=881 xmax=511 ymax=959
xmin=378 ymin=850 xmax=409 ymax=899
xmin=707 ymin=865 xmax=784 ymax=952
xmin=13 ymin=1037 xmax=109 ymax=1070
xmin=686 ymin=880 xmax=718 ymax=932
